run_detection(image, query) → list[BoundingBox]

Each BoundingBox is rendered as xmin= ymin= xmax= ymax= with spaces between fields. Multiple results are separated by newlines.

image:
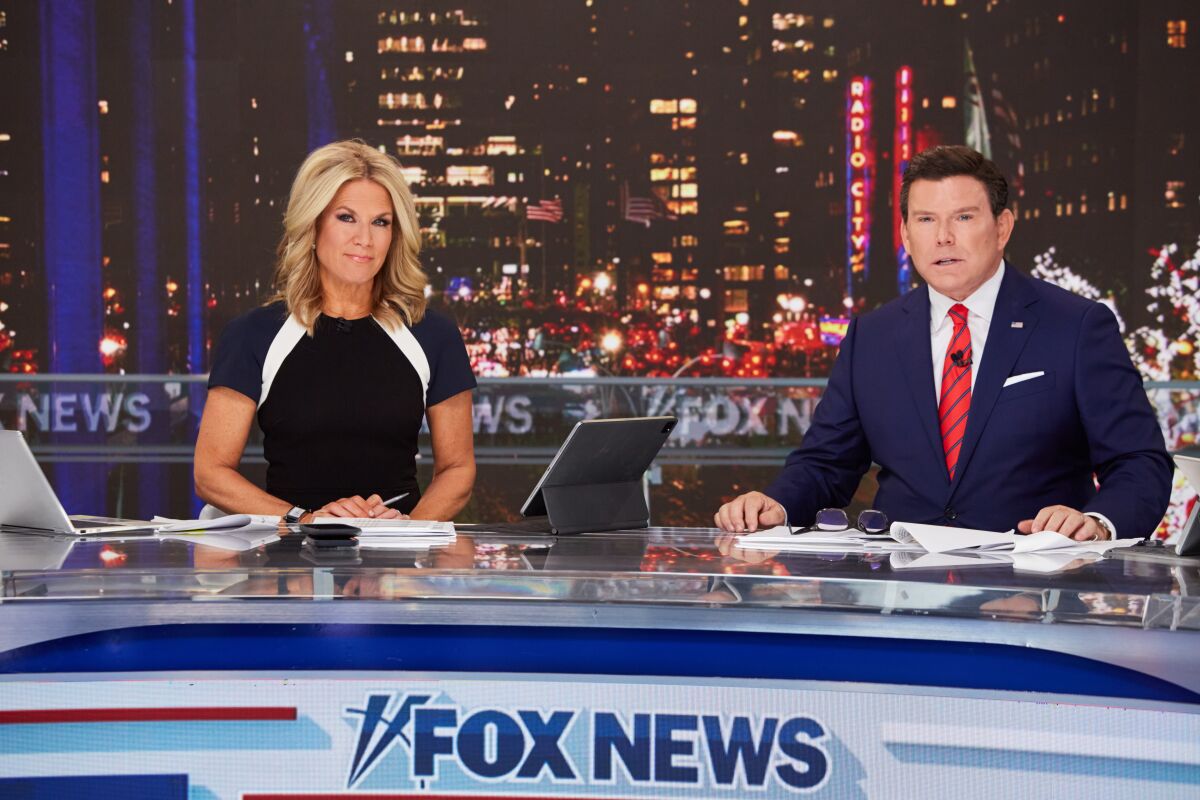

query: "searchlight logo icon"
xmin=344 ymin=691 xmax=831 ymax=793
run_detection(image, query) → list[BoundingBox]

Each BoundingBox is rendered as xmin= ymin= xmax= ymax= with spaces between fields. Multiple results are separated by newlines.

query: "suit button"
xmin=944 ymin=507 xmax=957 ymax=520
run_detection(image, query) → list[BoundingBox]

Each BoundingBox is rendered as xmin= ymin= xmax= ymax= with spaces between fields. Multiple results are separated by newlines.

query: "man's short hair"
xmin=900 ymin=145 xmax=1009 ymax=221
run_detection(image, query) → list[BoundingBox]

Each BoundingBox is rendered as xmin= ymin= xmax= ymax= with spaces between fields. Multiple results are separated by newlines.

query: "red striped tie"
xmin=939 ymin=303 xmax=972 ymax=480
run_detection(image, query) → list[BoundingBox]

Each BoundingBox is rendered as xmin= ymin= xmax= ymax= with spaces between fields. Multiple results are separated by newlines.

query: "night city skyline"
xmin=0 ymin=0 xmax=1195 ymax=384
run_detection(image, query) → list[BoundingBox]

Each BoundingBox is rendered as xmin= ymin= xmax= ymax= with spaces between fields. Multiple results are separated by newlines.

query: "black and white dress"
xmin=207 ymin=302 xmax=476 ymax=514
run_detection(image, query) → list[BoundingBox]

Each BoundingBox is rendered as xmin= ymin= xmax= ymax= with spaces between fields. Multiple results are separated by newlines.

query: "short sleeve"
xmin=413 ymin=310 xmax=477 ymax=407
xmin=208 ymin=306 xmax=284 ymax=402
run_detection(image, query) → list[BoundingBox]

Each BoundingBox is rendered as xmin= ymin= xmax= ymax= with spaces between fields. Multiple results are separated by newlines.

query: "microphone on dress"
xmin=950 ymin=349 xmax=972 ymax=369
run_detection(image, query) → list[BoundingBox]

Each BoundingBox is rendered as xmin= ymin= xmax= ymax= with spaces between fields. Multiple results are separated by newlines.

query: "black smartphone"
xmin=299 ymin=523 xmax=360 ymax=548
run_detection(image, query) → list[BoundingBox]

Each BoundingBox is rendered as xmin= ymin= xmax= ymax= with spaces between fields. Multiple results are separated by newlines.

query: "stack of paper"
xmin=889 ymin=522 xmax=1138 ymax=556
xmin=736 ymin=521 xmax=1138 ymax=573
xmin=312 ymin=517 xmax=456 ymax=550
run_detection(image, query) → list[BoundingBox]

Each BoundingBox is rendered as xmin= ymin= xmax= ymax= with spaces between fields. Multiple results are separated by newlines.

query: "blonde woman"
xmin=195 ymin=140 xmax=476 ymax=523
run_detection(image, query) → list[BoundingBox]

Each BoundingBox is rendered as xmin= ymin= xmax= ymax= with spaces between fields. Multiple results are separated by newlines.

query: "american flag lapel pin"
xmin=1011 ymin=321 xmax=1024 ymax=328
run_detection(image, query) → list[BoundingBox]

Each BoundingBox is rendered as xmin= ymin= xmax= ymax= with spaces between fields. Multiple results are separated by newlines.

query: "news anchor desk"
xmin=0 ymin=526 xmax=1197 ymax=799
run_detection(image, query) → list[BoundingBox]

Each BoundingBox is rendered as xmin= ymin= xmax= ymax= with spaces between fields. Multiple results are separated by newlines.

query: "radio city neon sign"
xmin=846 ymin=77 xmax=872 ymax=292
xmin=894 ymin=66 xmax=913 ymax=291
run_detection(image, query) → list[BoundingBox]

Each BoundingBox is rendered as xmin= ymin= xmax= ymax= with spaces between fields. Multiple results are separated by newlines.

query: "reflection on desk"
xmin=0 ymin=525 xmax=1193 ymax=631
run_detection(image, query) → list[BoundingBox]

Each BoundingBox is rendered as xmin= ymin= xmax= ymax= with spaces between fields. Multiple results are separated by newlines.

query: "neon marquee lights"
xmin=845 ymin=76 xmax=873 ymax=301
xmin=894 ymin=66 xmax=914 ymax=293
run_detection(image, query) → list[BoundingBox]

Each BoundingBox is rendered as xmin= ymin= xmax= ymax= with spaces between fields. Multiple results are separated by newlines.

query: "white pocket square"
xmin=1003 ymin=371 xmax=1045 ymax=388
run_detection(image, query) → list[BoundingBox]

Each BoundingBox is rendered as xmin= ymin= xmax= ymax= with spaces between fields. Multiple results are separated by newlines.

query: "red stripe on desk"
xmin=0 ymin=706 xmax=297 ymax=724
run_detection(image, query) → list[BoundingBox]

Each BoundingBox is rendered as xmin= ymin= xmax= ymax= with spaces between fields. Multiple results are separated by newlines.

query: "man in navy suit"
xmin=716 ymin=145 xmax=1172 ymax=540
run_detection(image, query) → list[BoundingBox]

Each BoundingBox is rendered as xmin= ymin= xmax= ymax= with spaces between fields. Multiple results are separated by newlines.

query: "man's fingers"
xmin=758 ymin=502 xmax=785 ymax=527
xmin=1068 ymin=517 xmax=1101 ymax=541
xmin=1048 ymin=509 xmax=1075 ymax=534
xmin=1057 ymin=513 xmax=1085 ymax=538
xmin=1016 ymin=519 xmax=1034 ymax=534
xmin=720 ymin=498 xmax=746 ymax=532
xmin=744 ymin=497 xmax=762 ymax=533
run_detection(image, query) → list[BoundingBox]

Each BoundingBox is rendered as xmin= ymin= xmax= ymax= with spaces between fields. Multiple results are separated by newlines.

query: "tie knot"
xmin=949 ymin=304 xmax=969 ymax=326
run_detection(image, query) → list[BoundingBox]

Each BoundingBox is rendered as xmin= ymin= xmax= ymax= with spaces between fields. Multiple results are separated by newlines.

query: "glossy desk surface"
xmin=1 ymin=525 xmax=1198 ymax=693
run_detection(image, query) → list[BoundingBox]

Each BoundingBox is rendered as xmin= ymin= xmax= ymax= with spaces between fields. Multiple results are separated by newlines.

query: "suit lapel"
xmin=949 ymin=267 xmax=1040 ymax=495
xmin=895 ymin=287 xmax=946 ymax=478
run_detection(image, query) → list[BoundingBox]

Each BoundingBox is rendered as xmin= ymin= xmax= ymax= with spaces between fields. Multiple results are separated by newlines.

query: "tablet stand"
xmin=538 ymin=480 xmax=649 ymax=535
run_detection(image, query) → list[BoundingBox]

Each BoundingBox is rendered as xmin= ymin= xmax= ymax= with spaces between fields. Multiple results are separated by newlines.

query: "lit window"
xmin=401 ymin=167 xmax=426 ymax=185
xmin=678 ymin=183 xmax=698 ymax=199
xmin=1165 ymin=180 xmax=1185 ymax=208
xmin=941 ymin=96 xmax=957 ymax=109
xmin=395 ymin=135 xmax=444 ymax=156
xmin=650 ymin=99 xmax=678 ymax=114
xmin=723 ymin=219 xmax=750 ymax=235
xmin=485 ymin=135 xmax=517 ymax=155
xmin=679 ymin=98 xmax=698 ymax=114
xmin=1167 ymin=20 xmax=1187 ymax=48
xmin=446 ymin=165 xmax=493 ymax=186
xmin=722 ymin=265 xmax=765 ymax=282
xmin=652 ymin=252 xmax=673 ymax=264
xmin=723 ymin=289 xmax=749 ymax=312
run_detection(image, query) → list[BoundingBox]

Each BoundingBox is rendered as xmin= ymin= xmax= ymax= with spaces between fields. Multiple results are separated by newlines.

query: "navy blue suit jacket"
xmin=765 ymin=267 xmax=1172 ymax=537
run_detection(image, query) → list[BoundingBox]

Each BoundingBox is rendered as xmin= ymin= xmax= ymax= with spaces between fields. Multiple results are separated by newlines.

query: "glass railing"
xmin=1 ymin=374 xmax=1197 ymax=532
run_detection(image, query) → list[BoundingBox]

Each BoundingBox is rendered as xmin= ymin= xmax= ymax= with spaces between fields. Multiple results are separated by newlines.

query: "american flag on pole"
xmin=525 ymin=198 xmax=564 ymax=222
xmin=621 ymin=182 xmax=675 ymax=227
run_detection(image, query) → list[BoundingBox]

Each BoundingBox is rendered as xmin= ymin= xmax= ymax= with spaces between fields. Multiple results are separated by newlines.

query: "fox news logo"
xmin=345 ymin=692 xmax=830 ymax=792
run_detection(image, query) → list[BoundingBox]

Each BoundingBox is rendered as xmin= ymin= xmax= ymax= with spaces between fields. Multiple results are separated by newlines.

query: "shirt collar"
xmin=928 ymin=259 xmax=1006 ymax=331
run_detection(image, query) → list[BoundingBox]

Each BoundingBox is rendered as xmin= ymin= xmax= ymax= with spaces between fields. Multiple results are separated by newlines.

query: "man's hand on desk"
xmin=715 ymin=491 xmax=787 ymax=533
xmin=1017 ymin=505 xmax=1109 ymax=541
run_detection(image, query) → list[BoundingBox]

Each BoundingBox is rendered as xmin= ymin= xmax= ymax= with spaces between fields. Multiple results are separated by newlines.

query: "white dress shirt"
xmin=928 ymin=260 xmax=1005 ymax=398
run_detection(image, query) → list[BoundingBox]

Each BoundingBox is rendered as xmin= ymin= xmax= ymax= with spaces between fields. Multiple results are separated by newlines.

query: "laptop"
xmin=1173 ymin=454 xmax=1200 ymax=557
xmin=481 ymin=416 xmax=677 ymax=536
xmin=0 ymin=430 xmax=154 ymax=535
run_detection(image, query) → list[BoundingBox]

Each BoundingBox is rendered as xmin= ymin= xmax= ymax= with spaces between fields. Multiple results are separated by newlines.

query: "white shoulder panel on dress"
xmin=258 ymin=314 xmax=307 ymax=409
xmin=377 ymin=317 xmax=431 ymax=406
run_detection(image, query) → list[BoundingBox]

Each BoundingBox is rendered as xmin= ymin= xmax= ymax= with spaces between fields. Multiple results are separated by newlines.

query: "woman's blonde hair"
xmin=270 ymin=139 xmax=427 ymax=331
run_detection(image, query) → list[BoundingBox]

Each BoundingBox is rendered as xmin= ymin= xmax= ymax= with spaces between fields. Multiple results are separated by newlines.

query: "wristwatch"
xmin=283 ymin=505 xmax=308 ymax=524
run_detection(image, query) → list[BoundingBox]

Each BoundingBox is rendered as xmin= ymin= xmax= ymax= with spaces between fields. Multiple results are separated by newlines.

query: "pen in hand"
xmin=370 ymin=492 xmax=410 ymax=517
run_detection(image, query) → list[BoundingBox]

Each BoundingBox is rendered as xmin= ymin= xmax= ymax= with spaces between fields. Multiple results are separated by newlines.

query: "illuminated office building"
xmin=966 ymin=0 xmax=1199 ymax=314
xmin=581 ymin=1 xmax=724 ymax=332
xmin=0 ymin=3 xmax=40 ymax=374
xmin=333 ymin=3 xmax=567 ymax=301
xmin=758 ymin=3 xmax=846 ymax=316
